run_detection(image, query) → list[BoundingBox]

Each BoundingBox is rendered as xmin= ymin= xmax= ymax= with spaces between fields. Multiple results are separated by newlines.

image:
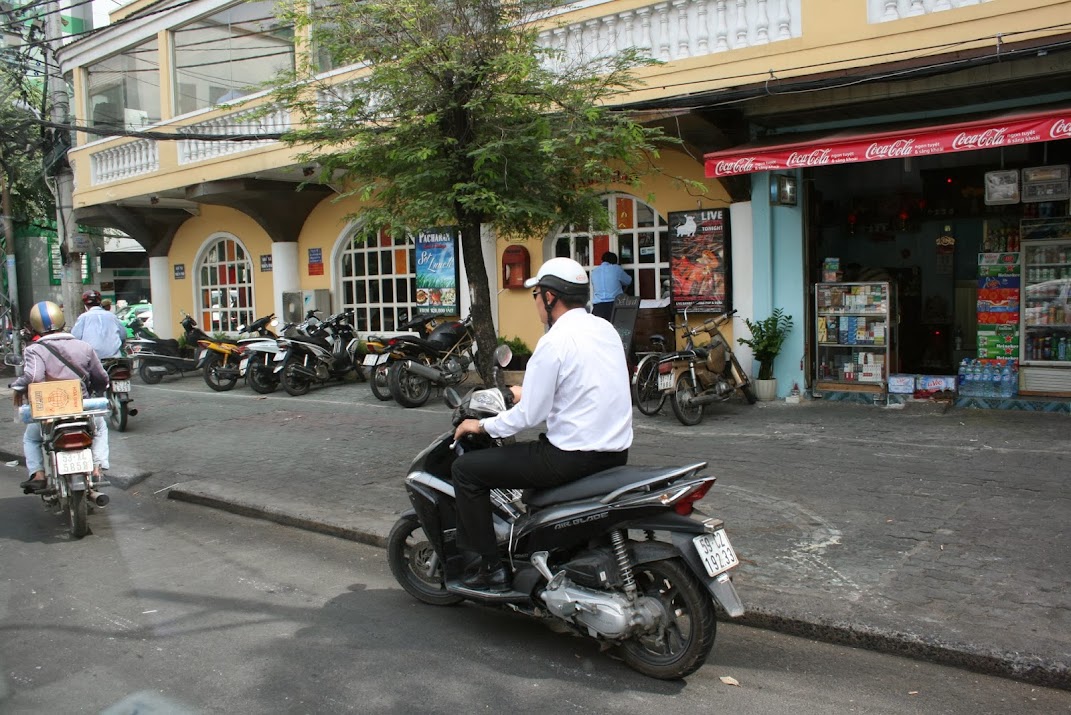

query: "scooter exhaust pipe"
xmin=87 ymin=489 xmax=109 ymax=507
xmin=401 ymin=360 xmax=445 ymax=385
xmin=687 ymin=391 xmax=732 ymax=407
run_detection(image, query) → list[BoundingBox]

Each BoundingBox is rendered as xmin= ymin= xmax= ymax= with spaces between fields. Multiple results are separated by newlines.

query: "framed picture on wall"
xmin=668 ymin=209 xmax=731 ymax=313
xmin=984 ymin=169 xmax=1019 ymax=206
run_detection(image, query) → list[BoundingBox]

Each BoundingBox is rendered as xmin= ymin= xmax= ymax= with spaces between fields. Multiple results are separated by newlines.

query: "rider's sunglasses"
xmin=532 ymin=289 xmax=541 ymax=300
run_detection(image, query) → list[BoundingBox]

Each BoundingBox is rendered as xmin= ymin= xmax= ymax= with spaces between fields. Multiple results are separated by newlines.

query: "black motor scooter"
xmin=128 ymin=314 xmax=209 ymax=384
xmin=387 ymin=346 xmax=744 ymax=680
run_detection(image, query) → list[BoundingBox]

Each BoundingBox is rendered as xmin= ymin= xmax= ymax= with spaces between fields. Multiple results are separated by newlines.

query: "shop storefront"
xmin=706 ymin=105 xmax=1071 ymax=407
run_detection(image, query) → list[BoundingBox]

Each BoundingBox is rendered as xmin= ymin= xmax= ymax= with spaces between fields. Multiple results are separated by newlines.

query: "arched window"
xmin=196 ymin=235 xmax=254 ymax=333
xmin=551 ymin=193 xmax=670 ymax=300
xmin=336 ymin=225 xmax=417 ymax=332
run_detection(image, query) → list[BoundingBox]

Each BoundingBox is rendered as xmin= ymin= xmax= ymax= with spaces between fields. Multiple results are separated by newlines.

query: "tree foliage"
xmin=0 ymin=57 xmax=51 ymax=231
xmin=270 ymin=0 xmax=669 ymax=377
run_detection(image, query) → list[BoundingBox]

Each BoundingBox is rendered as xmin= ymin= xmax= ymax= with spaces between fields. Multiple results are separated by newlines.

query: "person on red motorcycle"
xmin=451 ymin=257 xmax=633 ymax=592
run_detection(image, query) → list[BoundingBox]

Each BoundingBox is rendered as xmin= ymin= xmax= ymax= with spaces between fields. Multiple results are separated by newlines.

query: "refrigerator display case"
xmin=1019 ymin=217 xmax=1071 ymax=396
xmin=814 ymin=282 xmax=895 ymax=397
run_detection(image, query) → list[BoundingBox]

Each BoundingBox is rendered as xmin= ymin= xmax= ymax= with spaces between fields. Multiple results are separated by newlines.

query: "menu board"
xmin=415 ymin=228 xmax=460 ymax=315
xmin=668 ymin=209 xmax=731 ymax=312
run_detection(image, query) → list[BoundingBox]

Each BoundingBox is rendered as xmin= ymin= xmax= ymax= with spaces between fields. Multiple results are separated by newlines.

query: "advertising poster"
xmin=668 ymin=209 xmax=731 ymax=312
xmin=415 ymin=228 xmax=460 ymax=315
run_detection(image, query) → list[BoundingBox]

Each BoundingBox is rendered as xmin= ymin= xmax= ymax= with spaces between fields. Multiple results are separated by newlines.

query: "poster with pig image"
xmin=416 ymin=228 xmax=460 ymax=315
xmin=669 ymin=209 xmax=731 ymax=312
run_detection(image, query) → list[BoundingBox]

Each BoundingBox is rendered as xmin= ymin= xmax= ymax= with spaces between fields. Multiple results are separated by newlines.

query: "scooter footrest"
xmin=444 ymin=580 xmax=530 ymax=602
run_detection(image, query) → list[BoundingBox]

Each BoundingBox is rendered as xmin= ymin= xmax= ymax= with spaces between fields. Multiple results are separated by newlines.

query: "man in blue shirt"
xmin=590 ymin=251 xmax=633 ymax=320
xmin=71 ymin=290 xmax=125 ymax=359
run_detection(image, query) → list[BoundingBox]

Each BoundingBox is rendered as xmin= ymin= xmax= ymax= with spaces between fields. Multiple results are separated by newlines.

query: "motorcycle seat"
xmin=392 ymin=336 xmax=446 ymax=354
xmin=291 ymin=334 xmax=333 ymax=350
xmin=525 ymin=462 xmax=708 ymax=508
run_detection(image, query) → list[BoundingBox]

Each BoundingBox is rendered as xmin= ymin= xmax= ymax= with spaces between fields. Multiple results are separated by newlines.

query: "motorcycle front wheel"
xmin=281 ymin=361 xmax=312 ymax=396
xmin=388 ymin=363 xmax=432 ymax=408
xmin=67 ymin=489 xmax=89 ymax=539
xmin=138 ymin=361 xmax=163 ymax=385
xmin=108 ymin=392 xmax=129 ymax=432
xmin=670 ymin=372 xmax=705 ymax=426
xmin=387 ymin=514 xmax=463 ymax=606
xmin=620 ymin=559 xmax=716 ymax=680
xmin=203 ymin=353 xmax=239 ymax=392
xmin=246 ymin=361 xmax=279 ymax=394
xmin=632 ymin=354 xmax=666 ymax=416
xmin=369 ymin=363 xmax=393 ymax=401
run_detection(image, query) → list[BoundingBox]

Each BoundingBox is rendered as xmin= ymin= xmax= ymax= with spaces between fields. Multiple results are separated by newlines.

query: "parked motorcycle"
xmin=101 ymin=356 xmax=138 ymax=431
xmin=240 ymin=312 xmax=318 ymax=395
xmin=273 ymin=310 xmax=364 ymax=396
xmin=387 ymin=346 xmax=743 ymax=680
xmin=129 ymin=314 xmax=210 ymax=384
xmin=387 ymin=316 xmax=476 ymax=408
xmin=19 ymin=397 xmax=112 ymax=539
xmin=363 ymin=313 xmax=458 ymax=402
xmin=657 ymin=310 xmax=756 ymax=426
xmin=194 ymin=313 xmax=278 ymax=392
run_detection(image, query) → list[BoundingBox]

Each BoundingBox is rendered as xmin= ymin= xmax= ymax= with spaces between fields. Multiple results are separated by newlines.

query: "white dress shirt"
xmin=482 ymin=308 xmax=633 ymax=452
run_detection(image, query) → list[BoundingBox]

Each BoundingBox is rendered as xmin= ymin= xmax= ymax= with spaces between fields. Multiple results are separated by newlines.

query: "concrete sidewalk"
xmin=1 ymin=378 xmax=1068 ymax=690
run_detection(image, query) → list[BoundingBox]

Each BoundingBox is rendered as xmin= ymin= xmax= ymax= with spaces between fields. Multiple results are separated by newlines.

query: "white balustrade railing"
xmin=537 ymin=0 xmax=800 ymax=68
xmin=89 ymin=139 xmax=159 ymax=186
xmin=177 ymin=107 xmax=290 ymax=165
xmin=869 ymin=0 xmax=993 ymax=23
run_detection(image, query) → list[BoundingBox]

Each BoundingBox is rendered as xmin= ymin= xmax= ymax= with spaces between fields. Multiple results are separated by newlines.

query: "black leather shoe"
xmin=19 ymin=477 xmax=45 ymax=493
xmin=460 ymin=563 xmax=510 ymax=593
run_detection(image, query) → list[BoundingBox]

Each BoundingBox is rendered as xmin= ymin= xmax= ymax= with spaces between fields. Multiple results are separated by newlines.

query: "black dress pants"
xmin=592 ymin=302 xmax=614 ymax=320
xmin=451 ymin=434 xmax=628 ymax=560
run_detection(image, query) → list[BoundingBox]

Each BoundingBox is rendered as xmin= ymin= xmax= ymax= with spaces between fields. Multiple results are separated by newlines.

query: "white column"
xmin=729 ymin=201 xmax=754 ymax=372
xmin=148 ymin=256 xmax=173 ymax=340
xmin=271 ymin=242 xmax=300 ymax=322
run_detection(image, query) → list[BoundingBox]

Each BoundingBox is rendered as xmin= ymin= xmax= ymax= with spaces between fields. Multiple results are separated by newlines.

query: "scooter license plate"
xmin=239 ymin=358 xmax=249 ymax=372
xmin=362 ymin=353 xmax=386 ymax=366
xmin=57 ymin=448 xmax=93 ymax=476
xmin=111 ymin=380 xmax=131 ymax=393
xmin=693 ymin=530 xmax=739 ymax=577
xmin=657 ymin=372 xmax=674 ymax=390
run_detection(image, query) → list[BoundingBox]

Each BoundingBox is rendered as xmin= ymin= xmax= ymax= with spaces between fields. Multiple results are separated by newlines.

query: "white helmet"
xmin=525 ymin=257 xmax=589 ymax=300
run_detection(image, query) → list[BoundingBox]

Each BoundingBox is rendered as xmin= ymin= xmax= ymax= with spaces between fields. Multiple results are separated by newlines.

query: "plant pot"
xmin=754 ymin=378 xmax=778 ymax=401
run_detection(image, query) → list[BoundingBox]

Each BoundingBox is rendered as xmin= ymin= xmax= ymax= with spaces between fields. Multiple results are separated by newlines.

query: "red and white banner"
xmin=704 ymin=108 xmax=1071 ymax=178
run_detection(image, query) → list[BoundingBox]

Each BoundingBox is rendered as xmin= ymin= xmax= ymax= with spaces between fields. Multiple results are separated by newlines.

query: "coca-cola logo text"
xmin=714 ymin=157 xmax=756 ymax=175
xmin=1051 ymin=119 xmax=1071 ymax=140
xmin=951 ymin=128 xmax=1008 ymax=150
xmin=865 ymin=139 xmax=915 ymax=160
xmin=786 ymin=149 xmax=832 ymax=167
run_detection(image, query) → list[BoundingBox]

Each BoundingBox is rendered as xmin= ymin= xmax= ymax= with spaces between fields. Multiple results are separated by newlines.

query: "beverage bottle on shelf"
xmin=1060 ymin=337 xmax=1068 ymax=362
xmin=1000 ymin=361 xmax=1013 ymax=399
xmin=990 ymin=360 xmax=1003 ymax=398
xmin=964 ymin=360 xmax=976 ymax=396
xmin=1026 ymin=335 xmax=1035 ymax=361
xmin=957 ymin=358 xmax=968 ymax=393
xmin=979 ymin=363 xmax=991 ymax=397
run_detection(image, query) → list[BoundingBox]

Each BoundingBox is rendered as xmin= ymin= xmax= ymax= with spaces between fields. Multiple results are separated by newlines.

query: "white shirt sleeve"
xmin=482 ymin=340 xmax=560 ymax=438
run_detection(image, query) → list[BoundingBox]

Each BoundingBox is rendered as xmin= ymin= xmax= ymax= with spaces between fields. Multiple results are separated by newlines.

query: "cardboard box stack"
xmin=977 ymin=253 xmax=1020 ymax=359
xmin=822 ymin=257 xmax=842 ymax=282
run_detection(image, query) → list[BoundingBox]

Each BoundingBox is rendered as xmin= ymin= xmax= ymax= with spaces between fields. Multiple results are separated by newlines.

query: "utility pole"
xmin=43 ymin=0 xmax=89 ymax=320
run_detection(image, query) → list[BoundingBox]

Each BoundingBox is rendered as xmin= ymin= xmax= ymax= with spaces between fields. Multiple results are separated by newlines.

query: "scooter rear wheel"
xmin=203 ymin=353 xmax=239 ymax=392
xmin=108 ymin=393 xmax=129 ymax=432
xmin=619 ymin=558 xmax=716 ymax=680
xmin=369 ymin=363 xmax=393 ymax=401
xmin=67 ymin=489 xmax=89 ymax=539
xmin=281 ymin=362 xmax=312 ymax=396
xmin=387 ymin=514 xmax=462 ymax=606
xmin=388 ymin=363 xmax=432 ymax=408
xmin=246 ymin=362 xmax=279 ymax=394
xmin=670 ymin=373 xmax=705 ymax=426
xmin=139 ymin=362 xmax=163 ymax=385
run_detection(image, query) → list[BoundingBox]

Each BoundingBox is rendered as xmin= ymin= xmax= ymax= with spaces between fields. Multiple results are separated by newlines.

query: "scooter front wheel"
xmin=619 ymin=558 xmax=716 ymax=680
xmin=387 ymin=514 xmax=463 ymax=606
xmin=281 ymin=362 xmax=312 ymax=396
xmin=246 ymin=362 xmax=279 ymax=394
xmin=139 ymin=362 xmax=163 ymax=385
xmin=108 ymin=393 xmax=129 ymax=431
xmin=670 ymin=373 xmax=704 ymax=426
xmin=203 ymin=353 xmax=239 ymax=391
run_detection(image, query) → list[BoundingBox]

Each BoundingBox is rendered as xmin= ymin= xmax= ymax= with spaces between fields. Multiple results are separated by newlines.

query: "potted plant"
xmin=737 ymin=309 xmax=793 ymax=400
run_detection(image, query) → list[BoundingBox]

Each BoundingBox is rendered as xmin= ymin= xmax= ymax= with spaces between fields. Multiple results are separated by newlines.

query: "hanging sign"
xmin=705 ymin=107 xmax=1071 ymax=178
xmin=174 ymin=263 xmax=185 ymax=280
xmin=415 ymin=227 xmax=460 ymax=315
xmin=668 ymin=209 xmax=731 ymax=313
xmin=260 ymin=254 xmax=273 ymax=272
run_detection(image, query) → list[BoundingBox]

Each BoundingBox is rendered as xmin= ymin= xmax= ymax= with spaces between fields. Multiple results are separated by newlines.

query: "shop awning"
xmin=704 ymin=106 xmax=1071 ymax=178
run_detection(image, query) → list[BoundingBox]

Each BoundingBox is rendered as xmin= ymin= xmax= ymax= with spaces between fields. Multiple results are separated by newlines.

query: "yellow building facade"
xmin=56 ymin=0 xmax=1071 ymax=394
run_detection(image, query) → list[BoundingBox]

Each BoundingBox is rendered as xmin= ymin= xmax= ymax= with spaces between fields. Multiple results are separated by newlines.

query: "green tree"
xmin=271 ymin=0 xmax=668 ymax=378
xmin=0 ymin=46 xmax=51 ymax=244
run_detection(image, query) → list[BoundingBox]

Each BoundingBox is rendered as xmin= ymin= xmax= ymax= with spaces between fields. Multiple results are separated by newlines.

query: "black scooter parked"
xmin=128 ymin=314 xmax=209 ymax=384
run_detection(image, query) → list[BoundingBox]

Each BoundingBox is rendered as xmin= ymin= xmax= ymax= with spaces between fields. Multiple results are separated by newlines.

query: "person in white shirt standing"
xmin=451 ymin=257 xmax=633 ymax=592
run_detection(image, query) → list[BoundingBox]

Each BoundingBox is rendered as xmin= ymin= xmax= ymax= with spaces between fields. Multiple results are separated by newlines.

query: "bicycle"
xmin=631 ymin=332 xmax=671 ymax=416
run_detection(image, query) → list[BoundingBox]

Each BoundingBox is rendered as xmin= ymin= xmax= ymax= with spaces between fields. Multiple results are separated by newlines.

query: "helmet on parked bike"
xmin=28 ymin=301 xmax=65 ymax=334
xmin=81 ymin=290 xmax=102 ymax=307
xmin=525 ymin=257 xmax=590 ymax=303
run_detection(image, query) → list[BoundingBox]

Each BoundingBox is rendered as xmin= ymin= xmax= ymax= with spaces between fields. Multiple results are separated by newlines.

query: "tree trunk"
xmin=458 ymin=216 xmax=498 ymax=383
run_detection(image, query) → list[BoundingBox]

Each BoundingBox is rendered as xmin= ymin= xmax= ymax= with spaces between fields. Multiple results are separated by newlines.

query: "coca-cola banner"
xmin=705 ymin=108 xmax=1071 ymax=178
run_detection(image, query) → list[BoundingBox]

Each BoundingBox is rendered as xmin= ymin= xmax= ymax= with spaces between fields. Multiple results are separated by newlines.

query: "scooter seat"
xmin=525 ymin=463 xmax=708 ymax=508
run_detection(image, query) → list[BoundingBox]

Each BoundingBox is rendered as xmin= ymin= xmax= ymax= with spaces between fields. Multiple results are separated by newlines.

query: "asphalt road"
xmin=1 ymin=488 xmax=1068 ymax=714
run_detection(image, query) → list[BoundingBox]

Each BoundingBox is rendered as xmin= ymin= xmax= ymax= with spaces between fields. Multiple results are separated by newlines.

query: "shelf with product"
xmin=1018 ymin=218 xmax=1071 ymax=396
xmin=814 ymin=282 xmax=894 ymax=395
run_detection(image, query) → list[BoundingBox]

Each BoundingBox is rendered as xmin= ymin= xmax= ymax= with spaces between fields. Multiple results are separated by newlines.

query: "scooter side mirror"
xmin=494 ymin=344 xmax=512 ymax=368
xmin=443 ymin=387 xmax=462 ymax=409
